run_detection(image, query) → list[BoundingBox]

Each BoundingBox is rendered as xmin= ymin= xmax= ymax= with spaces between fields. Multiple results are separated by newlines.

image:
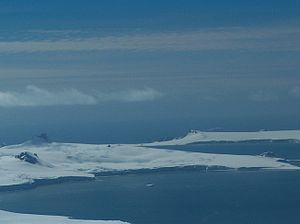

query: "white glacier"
xmin=145 ymin=129 xmax=300 ymax=146
xmin=0 ymin=210 xmax=130 ymax=224
xmin=0 ymin=130 xmax=300 ymax=223
xmin=0 ymin=134 xmax=299 ymax=187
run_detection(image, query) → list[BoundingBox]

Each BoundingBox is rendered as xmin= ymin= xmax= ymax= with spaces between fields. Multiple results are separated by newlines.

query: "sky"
xmin=0 ymin=0 xmax=300 ymax=143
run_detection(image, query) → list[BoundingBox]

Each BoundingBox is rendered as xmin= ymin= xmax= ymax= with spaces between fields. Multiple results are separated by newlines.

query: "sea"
xmin=0 ymin=141 xmax=300 ymax=224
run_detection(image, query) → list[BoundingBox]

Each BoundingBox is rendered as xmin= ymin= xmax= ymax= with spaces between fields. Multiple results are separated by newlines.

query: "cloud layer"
xmin=0 ymin=85 xmax=162 ymax=107
xmin=249 ymin=91 xmax=278 ymax=102
xmin=290 ymin=86 xmax=300 ymax=98
xmin=0 ymin=26 xmax=299 ymax=53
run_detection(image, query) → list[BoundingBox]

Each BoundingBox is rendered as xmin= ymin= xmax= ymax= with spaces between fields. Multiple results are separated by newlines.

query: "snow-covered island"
xmin=0 ymin=210 xmax=130 ymax=224
xmin=0 ymin=130 xmax=300 ymax=223
xmin=0 ymin=130 xmax=299 ymax=188
xmin=145 ymin=129 xmax=300 ymax=146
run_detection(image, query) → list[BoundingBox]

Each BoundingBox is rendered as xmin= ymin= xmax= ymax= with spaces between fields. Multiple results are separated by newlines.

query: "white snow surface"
xmin=0 ymin=210 xmax=130 ymax=224
xmin=0 ymin=130 xmax=299 ymax=223
xmin=145 ymin=130 xmax=300 ymax=146
xmin=0 ymin=131 xmax=299 ymax=187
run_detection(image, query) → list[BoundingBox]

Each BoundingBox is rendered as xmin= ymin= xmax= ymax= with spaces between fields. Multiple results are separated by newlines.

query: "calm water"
xmin=156 ymin=141 xmax=300 ymax=159
xmin=0 ymin=142 xmax=300 ymax=224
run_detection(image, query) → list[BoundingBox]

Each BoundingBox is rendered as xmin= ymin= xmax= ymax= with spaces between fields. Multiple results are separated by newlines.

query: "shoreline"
xmin=1 ymin=165 xmax=300 ymax=192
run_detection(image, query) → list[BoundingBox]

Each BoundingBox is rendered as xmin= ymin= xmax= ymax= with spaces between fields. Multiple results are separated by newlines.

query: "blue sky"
xmin=0 ymin=0 xmax=300 ymax=143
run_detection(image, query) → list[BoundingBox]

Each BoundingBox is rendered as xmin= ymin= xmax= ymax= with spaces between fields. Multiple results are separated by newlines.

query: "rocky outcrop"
xmin=260 ymin=151 xmax=277 ymax=158
xmin=15 ymin=152 xmax=40 ymax=164
xmin=23 ymin=133 xmax=52 ymax=145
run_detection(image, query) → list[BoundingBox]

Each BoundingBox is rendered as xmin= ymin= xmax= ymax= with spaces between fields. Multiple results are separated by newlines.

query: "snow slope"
xmin=145 ymin=130 xmax=300 ymax=146
xmin=0 ymin=210 xmax=130 ymax=224
xmin=1 ymin=130 xmax=299 ymax=223
xmin=0 ymin=140 xmax=298 ymax=187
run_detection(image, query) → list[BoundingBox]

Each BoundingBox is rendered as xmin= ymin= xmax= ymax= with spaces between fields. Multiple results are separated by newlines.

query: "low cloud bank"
xmin=249 ymin=91 xmax=278 ymax=102
xmin=0 ymin=26 xmax=299 ymax=53
xmin=290 ymin=86 xmax=300 ymax=98
xmin=0 ymin=85 xmax=162 ymax=107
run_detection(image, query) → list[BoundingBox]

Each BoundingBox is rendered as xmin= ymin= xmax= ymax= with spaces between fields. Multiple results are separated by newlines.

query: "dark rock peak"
xmin=260 ymin=151 xmax=277 ymax=158
xmin=23 ymin=133 xmax=52 ymax=145
xmin=37 ymin=133 xmax=51 ymax=143
xmin=15 ymin=152 xmax=40 ymax=164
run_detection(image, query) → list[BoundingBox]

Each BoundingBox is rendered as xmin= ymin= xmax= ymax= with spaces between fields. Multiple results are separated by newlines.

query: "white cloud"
xmin=0 ymin=85 xmax=162 ymax=107
xmin=249 ymin=91 xmax=278 ymax=102
xmin=0 ymin=26 xmax=299 ymax=53
xmin=290 ymin=86 xmax=300 ymax=98
xmin=96 ymin=88 xmax=162 ymax=102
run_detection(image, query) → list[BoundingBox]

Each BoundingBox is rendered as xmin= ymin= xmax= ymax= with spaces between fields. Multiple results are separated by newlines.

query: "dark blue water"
xmin=157 ymin=141 xmax=300 ymax=159
xmin=0 ymin=142 xmax=300 ymax=224
xmin=1 ymin=171 xmax=300 ymax=224
xmin=2 ymin=116 xmax=300 ymax=145
xmin=155 ymin=141 xmax=300 ymax=167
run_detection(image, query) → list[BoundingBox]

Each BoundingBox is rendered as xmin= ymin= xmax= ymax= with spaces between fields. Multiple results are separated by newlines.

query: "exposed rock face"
xmin=260 ymin=151 xmax=277 ymax=158
xmin=23 ymin=133 xmax=52 ymax=145
xmin=34 ymin=133 xmax=52 ymax=144
xmin=15 ymin=152 xmax=40 ymax=164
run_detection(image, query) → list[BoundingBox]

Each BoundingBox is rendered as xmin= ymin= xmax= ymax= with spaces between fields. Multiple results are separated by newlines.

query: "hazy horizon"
xmin=0 ymin=0 xmax=300 ymax=144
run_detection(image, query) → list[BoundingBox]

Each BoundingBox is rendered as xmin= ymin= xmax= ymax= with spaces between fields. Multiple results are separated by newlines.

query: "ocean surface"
xmin=0 ymin=142 xmax=300 ymax=224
